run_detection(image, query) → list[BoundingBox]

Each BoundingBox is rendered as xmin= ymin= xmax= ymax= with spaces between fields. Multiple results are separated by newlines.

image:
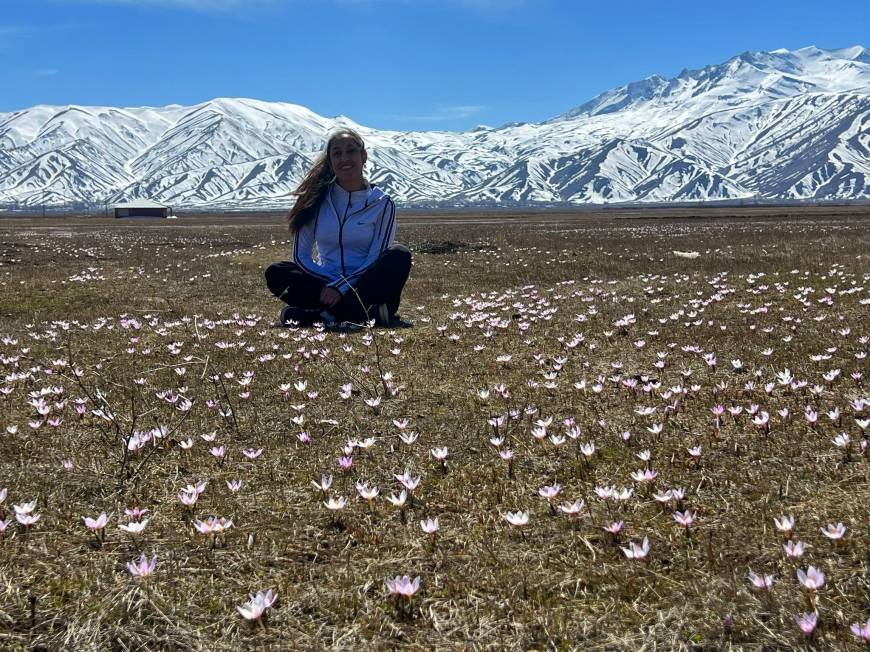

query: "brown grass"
xmin=0 ymin=208 xmax=868 ymax=650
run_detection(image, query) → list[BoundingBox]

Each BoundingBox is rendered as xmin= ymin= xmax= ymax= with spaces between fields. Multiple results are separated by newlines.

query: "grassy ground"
xmin=0 ymin=209 xmax=868 ymax=650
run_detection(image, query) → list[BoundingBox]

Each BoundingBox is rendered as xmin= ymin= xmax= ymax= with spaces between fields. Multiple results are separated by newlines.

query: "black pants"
xmin=265 ymin=244 xmax=412 ymax=323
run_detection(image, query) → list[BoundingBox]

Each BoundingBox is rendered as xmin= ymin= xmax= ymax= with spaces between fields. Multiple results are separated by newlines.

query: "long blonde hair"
xmin=287 ymin=129 xmax=366 ymax=233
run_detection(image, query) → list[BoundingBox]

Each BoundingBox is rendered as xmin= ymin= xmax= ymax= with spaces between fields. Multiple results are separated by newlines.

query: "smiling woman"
xmin=263 ymin=129 xmax=413 ymax=329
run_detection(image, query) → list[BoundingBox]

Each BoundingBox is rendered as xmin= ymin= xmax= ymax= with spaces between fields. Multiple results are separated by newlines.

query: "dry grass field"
xmin=0 ymin=208 xmax=868 ymax=650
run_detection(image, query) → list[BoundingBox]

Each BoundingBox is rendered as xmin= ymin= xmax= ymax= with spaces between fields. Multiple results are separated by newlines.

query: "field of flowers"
xmin=0 ymin=210 xmax=868 ymax=650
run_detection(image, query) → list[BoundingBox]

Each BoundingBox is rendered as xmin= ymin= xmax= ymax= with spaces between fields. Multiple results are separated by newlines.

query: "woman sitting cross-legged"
xmin=265 ymin=129 xmax=412 ymax=329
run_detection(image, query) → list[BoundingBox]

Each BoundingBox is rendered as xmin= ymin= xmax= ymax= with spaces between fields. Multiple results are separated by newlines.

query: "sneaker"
xmin=375 ymin=303 xmax=391 ymax=326
xmin=325 ymin=321 xmax=364 ymax=333
xmin=318 ymin=310 xmax=337 ymax=327
xmin=384 ymin=315 xmax=414 ymax=329
xmin=372 ymin=304 xmax=414 ymax=329
xmin=280 ymin=306 xmax=319 ymax=327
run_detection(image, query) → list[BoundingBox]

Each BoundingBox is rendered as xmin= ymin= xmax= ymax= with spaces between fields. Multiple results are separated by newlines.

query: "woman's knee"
xmin=386 ymin=244 xmax=412 ymax=271
xmin=264 ymin=263 xmax=281 ymax=292
xmin=264 ymin=261 xmax=296 ymax=296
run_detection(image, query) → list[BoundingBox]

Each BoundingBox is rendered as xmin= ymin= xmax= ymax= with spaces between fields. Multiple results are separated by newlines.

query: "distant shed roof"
xmin=112 ymin=199 xmax=170 ymax=209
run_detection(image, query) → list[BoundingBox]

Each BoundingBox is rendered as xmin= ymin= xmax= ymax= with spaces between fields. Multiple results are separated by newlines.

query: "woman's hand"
xmin=320 ymin=287 xmax=342 ymax=309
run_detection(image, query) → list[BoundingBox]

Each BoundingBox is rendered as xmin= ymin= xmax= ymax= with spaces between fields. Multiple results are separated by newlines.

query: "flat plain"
xmin=0 ymin=207 xmax=868 ymax=650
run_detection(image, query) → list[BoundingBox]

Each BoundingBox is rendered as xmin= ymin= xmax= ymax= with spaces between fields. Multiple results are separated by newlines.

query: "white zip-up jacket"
xmin=292 ymin=182 xmax=396 ymax=294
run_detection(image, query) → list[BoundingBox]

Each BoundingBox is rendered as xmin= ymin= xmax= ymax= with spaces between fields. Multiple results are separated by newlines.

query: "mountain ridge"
xmin=1 ymin=44 xmax=868 ymax=208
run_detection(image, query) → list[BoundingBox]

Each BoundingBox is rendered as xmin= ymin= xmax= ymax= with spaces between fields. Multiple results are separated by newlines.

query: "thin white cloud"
xmin=1 ymin=24 xmax=73 ymax=49
xmin=0 ymin=23 xmax=78 ymax=35
xmin=37 ymin=69 xmax=60 ymax=76
xmin=53 ymin=0 xmax=530 ymax=12
xmin=450 ymin=0 xmax=530 ymax=8
xmin=51 ymin=0 xmax=277 ymax=11
xmin=388 ymin=105 xmax=488 ymax=122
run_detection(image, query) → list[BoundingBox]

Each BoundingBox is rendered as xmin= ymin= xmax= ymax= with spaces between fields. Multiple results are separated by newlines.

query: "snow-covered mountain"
xmin=1 ymin=45 xmax=868 ymax=208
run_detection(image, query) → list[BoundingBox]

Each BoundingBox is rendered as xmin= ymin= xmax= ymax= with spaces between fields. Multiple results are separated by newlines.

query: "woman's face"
xmin=329 ymin=135 xmax=367 ymax=188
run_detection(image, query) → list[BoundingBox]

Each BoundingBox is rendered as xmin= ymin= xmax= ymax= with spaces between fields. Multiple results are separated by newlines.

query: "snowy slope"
xmin=1 ymin=45 xmax=868 ymax=207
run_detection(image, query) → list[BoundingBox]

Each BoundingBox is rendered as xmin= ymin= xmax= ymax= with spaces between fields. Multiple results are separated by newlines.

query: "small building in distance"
xmin=113 ymin=200 xmax=172 ymax=219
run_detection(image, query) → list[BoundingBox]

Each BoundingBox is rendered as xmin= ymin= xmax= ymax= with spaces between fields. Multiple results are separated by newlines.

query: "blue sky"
xmin=2 ymin=0 xmax=868 ymax=131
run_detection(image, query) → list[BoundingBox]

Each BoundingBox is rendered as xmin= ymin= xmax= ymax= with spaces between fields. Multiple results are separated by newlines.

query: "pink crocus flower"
xmin=16 ymin=512 xmax=40 ymax=526
xmin=821 ymin=522 xmax=847 ymax=540
xmin=431 ymin=447 xmax=448 ymax=462
xmin=14 ymin=500 xmax=40 ymax=526
xmin=784 ymin=540 xmax=805 ymax=558
xmin=183 ymin=481 xmax=207 ymax=495
xmin=127 ymin=553 xmax=157 ymax=578
xmin=796 ymin=566 xmax=825 ymax=591
xmin=530 ymin=426 xmax=547 ymax=441
xmin=194 ymin=516 xmax=233 ymax=535
xmin=395 ymin=469 xmax=421 ymax=492
xmin=832 ymin=433 xmax=850 ymax=448
xmin=774 ymin=515 xmax=795 ymax=535
xmin=420 ymin=517 xmax=439 ymax=534
xmin=795 ymin=612 xmax=818 ymax=636
xmin=653 ymin=490 xmax=673 ymax=504
xmin=620 ymin=537 xmax=650 ymax=560
xmin=747 ymin=571 xmax=774 ymax=590
xmin=83 ymin=513 xmax=109 ymax=537
xmin=14 ymin=499 xmax=37 ymax=515
xmin=538 ymin=484 xmax=561 ymax=501
xmin=504 ymin=511 xmax=529 ymax=527
xmin=559 ymin=500 xmax=584 ymax=518
xmin=364 ymin=396 xmax=382 ymax=411
xmin=119 ymin=520 xmax=149 ymax=535
xmin=324 ymin=497 xmax=347 ymax=511
xmin=603 ymin=521 xmax=624 ymax=535
xmin=851 ymin=618 xmax=870 ymax=642
xmin=355 ymin=481 xmax=379 ymax=501
xmin=386 ymin=575 xmax=421 ymax=598
xmin=387 ymin=490 xmax=408 ymax=508
xmin=631 ymin=469 xmax=657 ymax=483
xmin=399 ymin=431 xmax=419 ymax=445
xmin=237 ymin=589 xmax=277 ymax=621
xmin=673 ymin=510 xmax=695 ymax=528
xmin=595 ymin=486 xmax=615 ymax=500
